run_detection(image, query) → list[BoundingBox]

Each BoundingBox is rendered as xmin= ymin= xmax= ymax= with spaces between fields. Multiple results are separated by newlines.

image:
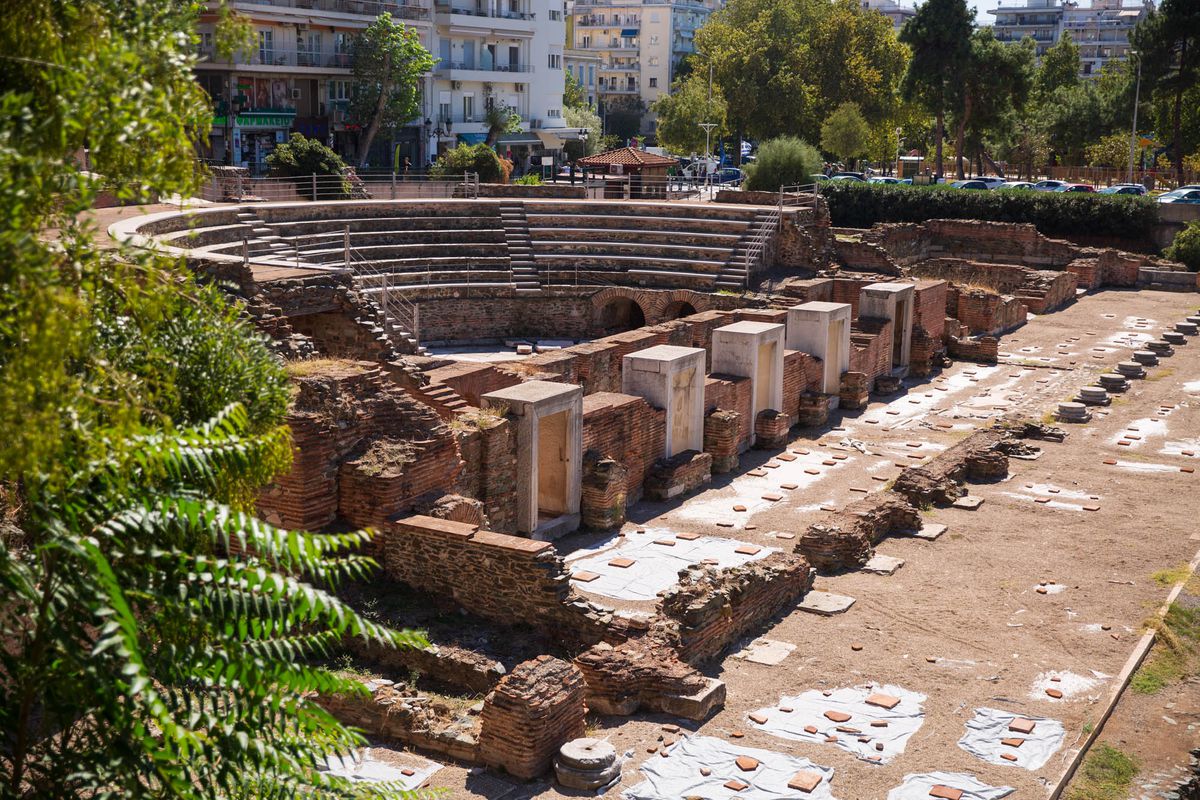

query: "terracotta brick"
xmin=1045 ymin=688 xmax=1063 ymax=699
xmin=609 ymin=557 xmax=636 ymax=568
xmin=571 ymin=571 xmax=601 ymax=583
xmin=788 ymin=771 xmax=823 ymax=793
xmin=654 ymin=539 xmax=677 ymax=547
xmin=930 ymin=786 xmax=964 ymax=800
xmin=748 ymin=713 xmax=769 ymax=725
xmin=676 ymin=532 xmax=701 ymax=541
xmin=823 ymin=710 xmax=852 ymax=723
xmin=803 ymin=725 xmax=819 ymax=734
xmin=1008 ymin=718 xmax=1036 ymax=734
xmin=735 ymin=756 xmax=760 ymax=772
xmin=1001 ymin=753 xmax=1018 ymax=762
xmin=735 ymin=545 xmax=762 ymax=556
xmin=762 ymin=493 xmax=783 ymax=502
xmin=865 ymin=693 xmax=901 ymax=710
xmin=1001 ymin=737 xmax=1024 ymax=748
xmin=724 ymin=780 xmax=749 ymax=791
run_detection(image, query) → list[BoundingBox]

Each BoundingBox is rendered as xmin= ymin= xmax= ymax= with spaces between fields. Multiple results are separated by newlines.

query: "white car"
xmin=1032 ymin=180 xmax=1070 ymax=192
xmin=973 ymin=176 xmax=1006 ymax=189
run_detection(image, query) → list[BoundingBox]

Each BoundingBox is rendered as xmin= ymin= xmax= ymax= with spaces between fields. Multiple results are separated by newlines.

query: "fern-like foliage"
xmin=1 ymin=405 xmax=430 ymax=800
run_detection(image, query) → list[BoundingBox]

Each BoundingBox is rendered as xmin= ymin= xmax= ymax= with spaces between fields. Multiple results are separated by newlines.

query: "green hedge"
xmin=821 ymin=182 xmax=1159 ymax=241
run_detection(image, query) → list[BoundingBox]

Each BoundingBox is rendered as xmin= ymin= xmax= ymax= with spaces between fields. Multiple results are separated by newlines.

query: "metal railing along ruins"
xmin=734 ymin=183 xmax=819 ymax=291
xmin=201 ymin=171 xmax=480 ymax=203
xmin=342 ymin=231 xmax=421 ymax=348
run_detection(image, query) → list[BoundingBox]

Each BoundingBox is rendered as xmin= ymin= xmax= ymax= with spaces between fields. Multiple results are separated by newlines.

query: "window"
xmin=547 ymin=108 xmax=561 ymax=118
xmin=648 ymin=77 xmax=657 ymax=88
xmin=328 ymin=80 xmax=350 ymax=102
xmin=549 ymin=8 xmax=560 ymax=20
xmin=298 ymin=31 xmax=322 ymax=66
xmin=587 ymin=65 xmax=594 ymax=85
xmin=198 ymin=32 xmax=213 ymax=56
xmin=649 ymin=34 xmax=659 ymax=44
xmin=463 ymin=94 xmax=475 ymax=121
xmin=257 ymin=30 xmax=274 ymax=64
xmin=548 ymin=53 xmax=561 ymax=69
xmin=648 ymin=56 xmax=659 ymax=66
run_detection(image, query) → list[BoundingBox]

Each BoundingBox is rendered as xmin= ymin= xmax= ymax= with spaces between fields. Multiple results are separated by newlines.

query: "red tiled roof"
xmin=577 ymin=146 xmax=678 ymax=168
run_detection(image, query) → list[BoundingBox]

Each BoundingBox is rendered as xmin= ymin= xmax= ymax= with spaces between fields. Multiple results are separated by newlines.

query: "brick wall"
xmin=582 ymin=392 xmax=665 ymax=505
xmin=453 ymin=412 xmax=518 ymax=532
xmin=704 ymin=375 xmax=753 ymax=453
xmin=427 ymin=362 xmax=521 ymax=407
xmin=381 ymin=515 xmax=607 ymax=641
xmin=257 ymin=363 xmax=462 ymax=531
xmin=953 ymin=289 xmax=1027 ymax=336
xmin=849 ymin=318 xmax=894 ymax=388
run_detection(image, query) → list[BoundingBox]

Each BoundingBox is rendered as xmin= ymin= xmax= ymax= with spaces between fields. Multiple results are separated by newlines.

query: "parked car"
xmin=714 ymin=167 xmax=745 ymax=185
xmin=996 ymin=181 xmax=1036 ymax=190
xmin=829 ymin=173 xmax=866 ymax=182
xmin=1098 ymin=184 xmax=1147 ymax=195
xmin=898 ymin=178 xmax=912 ymax=185
xmin=1157 ymin=188 xmax=1200 ymax=204
xmin=869 ymin=176 xmax=903 ymax=184
xmin=950 ymin=180 xmax=989 ymax=190
xmin=1032 ymin=179 xmax=1070 ymax=191
xmin=1054 ymin=183 xmax=1095 ymax=192
xmin=810 ymin=173 xmax=831 ymax=182
xmin=973 ymin=176 xmax=1006 ymax=189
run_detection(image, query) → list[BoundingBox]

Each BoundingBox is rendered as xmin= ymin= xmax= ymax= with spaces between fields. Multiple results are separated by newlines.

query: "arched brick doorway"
xmin=597 ymin=296 xmax=646 ymax=334
xmin=661 ymin=300 xmax=698 ymax=320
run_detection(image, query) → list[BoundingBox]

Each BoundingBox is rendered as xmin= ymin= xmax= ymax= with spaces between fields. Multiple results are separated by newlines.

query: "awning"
xmin=212 ymin=112 xmax=296 ymax=129
xmin=621 ymin=28 xmax=638 ymax=36
xmin=456 ymin=132 xmax=487 ymax=145
xmin=495 ymin=133 xmax=543 ymax=146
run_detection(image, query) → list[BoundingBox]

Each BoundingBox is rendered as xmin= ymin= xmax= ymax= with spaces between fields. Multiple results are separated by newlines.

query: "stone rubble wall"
xmin=797 ymin=494 xmax=921 ymax=572
xmin=381 ymin=515 xmax=612 ymax=645
xmin=703 ymin=409 xmax=743 ymax=473
xmin=950 ymin=287 xmax=1028 ymax=336
xmin=704 ymin=375 xmax=754 ymax=453
xmin=452 ymin=414 xmax=518 ymax=533
xmin=850 ymin=317 xmax=896 ymax=391
xmin=582 ymin=392 xmax=665 ymax=507
xmin=658 ymin=554 xmax=814 ymax=664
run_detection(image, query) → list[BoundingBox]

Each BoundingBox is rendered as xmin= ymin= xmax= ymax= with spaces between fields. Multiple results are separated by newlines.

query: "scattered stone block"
xmin=734 ymin=545 xmax=762 ymax=556
xmin=824 ymin=710 xmax=852 ymax=723
xmin=930 ymin=786 xmax=964 ymax=800
xmin=1008 ymin=718 xmax=1036 ymax=734
xmin=609 ymin=557 xmax=636 ymax=569
xmin=735 ymin=756 xmax=760 ymax=772
xmin=788 ymin=771 xmax=823 ymax=793
xmin=798 ymin=591 xmax=856 ymax=616
xmin=865 ymin=693 xmax=901 ymax=710
xmin=572 ymin=571 xmax=601 ymax=583
xmin=951 ymin=496 xmax=984 ymax=510
xmin=863 ymin=554 xmax=905 ymax=575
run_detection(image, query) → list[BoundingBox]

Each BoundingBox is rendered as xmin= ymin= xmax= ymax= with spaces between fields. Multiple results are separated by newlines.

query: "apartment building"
xmin=988 ymin=0 xmax=1152 ymax=74
xmin=195 ymin=0 xmax=566 ymax=172
xmin=569 ymin=0 xmax=717 ymax=135
xmin=860 ymin=0 xmax=915 ymax=31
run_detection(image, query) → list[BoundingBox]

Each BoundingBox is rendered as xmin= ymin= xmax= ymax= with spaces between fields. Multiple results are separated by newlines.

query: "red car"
xmin=1054 ymin=183 xmax=1095 ymax=193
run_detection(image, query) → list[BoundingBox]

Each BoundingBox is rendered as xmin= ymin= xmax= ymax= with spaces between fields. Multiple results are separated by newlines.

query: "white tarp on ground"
xmin=748 ymin=684 xmax=926 ymax=765
xmin=957 ymin=708 xmax=1065 ymax=771
xmin=322 ymin=751 xmax=440 ymax=790
xmin=565 ymin=529 xmax=776 ymax=601
xmin=887 ymin=772 xmax=1014 ymax=800
xmin=623 ymin=735 xmax=837 ymax=800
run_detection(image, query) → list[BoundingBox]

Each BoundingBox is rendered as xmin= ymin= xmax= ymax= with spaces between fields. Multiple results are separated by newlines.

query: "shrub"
xmin=1165 ymin=220 xmax=1200 ymax=272
xmin=744 ymin=136 xmax=823 ymax=192
xmin=430 ymin=142 xmax=510 ymax=183
xmin=514 ymin=173 xmax=543 ymax=185
xmin=821 ymin=181 xmax=1159 ymax=241
xmin=265 ymin=133 xmax=351 ymax=199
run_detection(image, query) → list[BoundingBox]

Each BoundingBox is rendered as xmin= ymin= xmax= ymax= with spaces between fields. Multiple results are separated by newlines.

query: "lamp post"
xmin=895 ymin=126 xmax=903 ymax=178
xmin=1128 ymin=50 xmax=1142 ymax=185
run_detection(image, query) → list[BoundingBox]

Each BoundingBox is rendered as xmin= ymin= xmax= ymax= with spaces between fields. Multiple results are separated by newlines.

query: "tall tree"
xmin=899 ymin=0 xmax=974 ymax=180
xmin=820 ymin=102 xmax=871 ymax=164
xmin=1037 ymin=31 xmax=1081 ymax=99
xmin=650 ymin=71 xmax=728 ymax=155
xmin=564 ymin=68 xmax=588 ymax=110
xmin=0 ymin=1 xmax=419 ymax=796
xmin=951 ymin=29 xmax=1035 ymax=178
xmin=696 ymin=0 xmax=907 ymax=144
xmin=348 ymin=12 xmax=435 ymax=168
xmin=1132 ymin=0 xmax=1200 ymax=183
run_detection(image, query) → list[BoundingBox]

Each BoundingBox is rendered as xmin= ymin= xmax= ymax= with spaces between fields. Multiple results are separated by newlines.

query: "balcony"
xmin=598 ymin=83 xmax=639 ymax=94
xmin=600 ymin=62 xmax=639 ymax=71
xmin=574 ymin=43 xmax=639 ymax=50
xmin=223 ymin=0 xmax=430 ymax=22
xmin=198 ymin=45 xmax=355 ymax=71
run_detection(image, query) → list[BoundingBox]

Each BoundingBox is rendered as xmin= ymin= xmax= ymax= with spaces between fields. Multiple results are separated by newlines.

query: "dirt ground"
xmin=391 ymin=289 xmax=1200 ymax=798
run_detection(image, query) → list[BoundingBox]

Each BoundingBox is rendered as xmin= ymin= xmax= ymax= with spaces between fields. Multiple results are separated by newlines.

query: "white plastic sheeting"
xmin=748 ymin=684 xmax=926 ymax=764
xmin=887 ymin=772 xmax=1014 ymax=800
xmin=623 ymin=735 xmax=837 ymax=800
xmin=957 ymin=708 xmax=1065 ymax=771
xmin=566 ymin=529 xmax=776 ymax=601
xmin=322 ymin=751 xmax=440 ymax=790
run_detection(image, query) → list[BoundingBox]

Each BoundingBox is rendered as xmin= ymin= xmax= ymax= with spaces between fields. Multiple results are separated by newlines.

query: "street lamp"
xmin=1128 ymin=50 xmax=1142 ymax=185
xmin=895 ymin=126 xmax=903 ymax=178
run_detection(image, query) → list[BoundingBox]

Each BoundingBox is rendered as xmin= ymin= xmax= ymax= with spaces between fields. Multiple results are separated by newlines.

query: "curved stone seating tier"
xmin=112 ymin=199 xmax=783 ymax=294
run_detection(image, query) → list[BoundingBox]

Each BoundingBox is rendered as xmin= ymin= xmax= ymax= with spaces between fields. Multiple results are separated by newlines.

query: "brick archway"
xmin=589 ymin=287 xmax=714 ymax=331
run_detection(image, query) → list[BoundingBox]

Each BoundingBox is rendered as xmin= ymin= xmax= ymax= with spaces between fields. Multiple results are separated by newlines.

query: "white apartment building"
xmin=989 ymin=0 xmax=1152 ymax=74
xmin=860 ymin=0 xmax=915 ymax=31
xmin=195 ymin=0 xmax=566 ymax=172
xmin=569 ymin=0 xmax=717 ymax=135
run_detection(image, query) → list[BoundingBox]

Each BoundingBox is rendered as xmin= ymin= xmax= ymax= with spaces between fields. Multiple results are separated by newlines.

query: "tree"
xmin=564 ymin=105 xmax=603 ymax=160
xmin=431 ymin=142 xmax=510 ymax=183
xmin=484 ymin=102 xmax=522 ymax=147
xmin=899 ymin=0 xmax=974 ymax=180
xmin=744 ymin=136 xmax=823 ymax=191
xmin=696 ymin=0 xmax=907 ymax=147
xmin=267 ymin=133 xmax=351 ymax=198
xmin=820 ymin=102 xmax=871 ymax=164
xmin=1043 ymin=81 xmax=1107 ymax=164
xmin=348 ymin=12 xmax=435 ymax=168
xmin=1165 ymin=220 xmax=1200 ymax=271
xmin=564 ymin=68 xmax=588 ymax=110
xmin=1037 ymin=31 xmax=1081 ymax=99
xmin=650 ymin=72 xmax=728 ymax=155
xmin=1086 ymin=132 xmax=1136 ymax=168
xmin=0 ymin=2 xmax=419 ymax=796
xmin=1132 ymin=0 xmax=1200 ymax=184
xmin=601 ymin=95 xmax=646 ymax=141
xmin=950 ymin=29 xmax=1035 ymax=178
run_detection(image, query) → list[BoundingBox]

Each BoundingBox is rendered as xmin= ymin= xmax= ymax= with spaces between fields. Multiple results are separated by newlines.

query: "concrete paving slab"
xmin=798 ymin=591 xmax=856 ymax=616
xmin=863 ymin=554 xmax=906 ymax=575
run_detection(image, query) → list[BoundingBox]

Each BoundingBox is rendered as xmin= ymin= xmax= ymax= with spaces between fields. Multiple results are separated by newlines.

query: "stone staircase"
xmin=413 ymin=380 xmax=470 ymax=419
xmin=235 ymin=207 xmax=301 ymax=261
xmin=715 ymin=209 xmax=777 ymax=291
xmin=359 ymin=291 xmax=428 ymax=356
xmin=499 ymin=203 xmax=541 ymax=294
